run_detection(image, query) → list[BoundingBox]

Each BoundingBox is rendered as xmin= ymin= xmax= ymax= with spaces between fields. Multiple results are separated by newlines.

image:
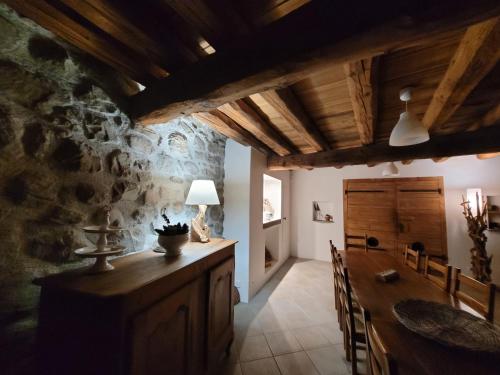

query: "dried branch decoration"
xmin=460 ymin=193 xmax=492 ymax=282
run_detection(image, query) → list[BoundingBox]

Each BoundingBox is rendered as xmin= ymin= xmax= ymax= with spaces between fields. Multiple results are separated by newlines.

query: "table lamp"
xmin=185 ymin=179 xmax=220 ymax=243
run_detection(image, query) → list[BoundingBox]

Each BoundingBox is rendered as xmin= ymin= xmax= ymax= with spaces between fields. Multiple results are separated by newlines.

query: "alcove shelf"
xmin=486 ymin=195 xmax=500 ymax=231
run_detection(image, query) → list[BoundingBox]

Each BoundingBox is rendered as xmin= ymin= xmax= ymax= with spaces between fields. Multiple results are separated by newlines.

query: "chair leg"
xmin=351 ymin=335 xmax=358 ymax=375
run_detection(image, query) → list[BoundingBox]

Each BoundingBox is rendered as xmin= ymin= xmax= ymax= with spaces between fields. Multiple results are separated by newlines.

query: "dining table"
xmin=342 ymin=250 xmax=500 ymax=375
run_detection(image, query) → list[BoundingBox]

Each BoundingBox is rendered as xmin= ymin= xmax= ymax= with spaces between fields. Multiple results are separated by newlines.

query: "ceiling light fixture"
xmin=389 ymin=87 xmax=429 ymax=147
xmin=382 ymin=161 xmax=400 ymax=177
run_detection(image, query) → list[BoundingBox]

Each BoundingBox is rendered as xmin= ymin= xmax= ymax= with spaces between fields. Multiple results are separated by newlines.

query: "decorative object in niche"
xmin=263 ymin=198 xmax=275 ymax=222
xmin=154 ymin=210 xmax=189 ymax=257
xmin=460 ymin=190 xmax=492 ymax=282
xmin=185 ymin=180 xmax=220 ymax=243
xmin=313 ymin=201 xmax=334 ymax=222
xmin=74 ymin=206 xmax=125 ymax=273
xmin=263 ymin=174 xmax=282 ymax=223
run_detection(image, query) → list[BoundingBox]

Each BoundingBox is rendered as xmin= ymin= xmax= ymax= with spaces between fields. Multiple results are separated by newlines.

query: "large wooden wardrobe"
xmin=343 ymin=177 xmax=447 ymax=259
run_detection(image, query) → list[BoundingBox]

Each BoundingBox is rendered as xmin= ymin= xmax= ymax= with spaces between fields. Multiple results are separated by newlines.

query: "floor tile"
xmin=240 ymin=357 xmax=281 ymax=375
xmin=239 ymin=334 xmax=273 ymax=362
xmin=306 ymin=345 xmax=349 ymax=375
xmin=292 ymin=326 xmax=331 ymax=350
xmin=319 ymin=323 xmax=343 ymax=345
xmin=275 ymin=351 xmax=320 ymax=375
xmin=222 ymin=362 xmax=243 ymax=375
xmin=265 ymin=330 xmax=303 ymax=356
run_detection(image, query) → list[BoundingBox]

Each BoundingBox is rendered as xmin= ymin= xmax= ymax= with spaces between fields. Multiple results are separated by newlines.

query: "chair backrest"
xmin=330 ymin=240 xmax=339 ymax=258
xmin=344 ymin=232 xmax=368 ymax=251
xmin=424 ymin=256 xmax=451 ymax=291
xmin=452 ymin=268 xmax=496 ymax=322
xmin=338 ymin=265 xmax=357 ymax=334
xmin=403 ymin=246 xmax=420 ymax=271
xmin=363 ymin=309 xmax=398 ymax=375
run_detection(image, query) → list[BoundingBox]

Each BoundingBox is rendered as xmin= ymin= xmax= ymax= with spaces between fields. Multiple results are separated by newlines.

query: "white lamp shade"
xmin=382 ymin=162 xmax=400 ymax=177
xmin=185 ymin=180 xmax=220 ymax=205
xmin=389 ymin=112 xmax=429 ymax=147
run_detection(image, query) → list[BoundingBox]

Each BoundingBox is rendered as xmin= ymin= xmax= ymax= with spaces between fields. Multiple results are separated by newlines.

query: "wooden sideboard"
xmin=35 ymin=238 xmax=236 ymax=375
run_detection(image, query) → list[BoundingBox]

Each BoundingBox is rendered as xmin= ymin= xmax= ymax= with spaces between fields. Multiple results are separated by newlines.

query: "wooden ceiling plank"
xmin=344 ymin=57 xmax=378 ymax=145
xmin=3 ymin=0 xmax=153 ymax=83
xmin=193 ymin=110 xmax=274 ymax=155
xmin=163 ymin=0 xmax=222 ymax=49
xmin=268 ymin=125 xmax=500 ymax=170
xmin=255 ymin=88 xmax=331 ymax=151
xmin=218 ymin=100 xmax=297 ymax=156
xmin=58 ymin=0 xmax=177 ymax=77
xmin=423 ymin=17 xmax=500 ymax=130
xmin=130 ymin=0 xmax=500 ymax=124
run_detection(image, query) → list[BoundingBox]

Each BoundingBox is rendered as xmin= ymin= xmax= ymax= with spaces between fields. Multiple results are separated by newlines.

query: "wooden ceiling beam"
xmin=3 ymin=0 xmax=155 ymax=83
xmin=423 ymin=17 xmax=500 ymax=130
xmin=467 ymin=103 xmax=500 ymax=131
xmin=192 ymin=110 xmax=275 ymax=155
xmin=344 ymin=57 xmax=378 ymax=145
xmin=253 ymin=88 xmax=331 ymax=152
xmin=432 ymin=157 xmax=449 ymax=163
xmin=218 ymin=100 xmax=297 ymax=156
xmin=57 ymin=0 xmax=184 ymax=76
xmin=130 ymin=0 xmax=500 ymax=124
xmin=267 ymin=125 xmax=500 ymax=170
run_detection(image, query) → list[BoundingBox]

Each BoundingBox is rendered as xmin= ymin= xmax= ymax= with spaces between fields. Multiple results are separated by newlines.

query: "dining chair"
xmin=344 ymin=232 xmax=368 ymax=251
xmin=451 ymin=268 xmax=496 ymax=322
xmin=329 ymin=240 xmax=340 ymax=317
xmin=338 ymin=265 xmax=366 ymax=375
xmin=362 ymin=308 xmax=398 ymax=375
xmin=423 ymin=256 xmax=451 ymax=291
xmin=403 ymin=246 xmax=420 ymax=272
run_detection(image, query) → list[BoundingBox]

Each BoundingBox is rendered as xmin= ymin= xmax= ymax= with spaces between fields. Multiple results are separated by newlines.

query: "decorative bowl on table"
xmin=158 ymin=233 xmax=189 ymax=257
xmin=154 ymin=213 xmax=190 ymax=257
xmin=393 ymin=299 xmax=500 ymax=353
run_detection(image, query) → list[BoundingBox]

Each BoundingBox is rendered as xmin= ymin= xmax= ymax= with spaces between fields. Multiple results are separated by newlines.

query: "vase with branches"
xmin=460 ymin=193 xmax=492 ymax=282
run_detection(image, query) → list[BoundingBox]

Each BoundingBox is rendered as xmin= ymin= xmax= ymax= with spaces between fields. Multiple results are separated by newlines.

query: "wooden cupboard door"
xmin=396 ymin=178 xmax=447 ymax=258
xmin=344 ymin=180 xmax=398 ymax=254
xmin=130 ymin=278 xmax=203 ymax=375
xmin=207 ymin=257 xmax=235 ymax=368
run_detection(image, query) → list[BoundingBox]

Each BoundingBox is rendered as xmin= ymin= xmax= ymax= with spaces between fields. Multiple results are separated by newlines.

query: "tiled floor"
xmin=220 ymin=257 xmax=366 ymax=375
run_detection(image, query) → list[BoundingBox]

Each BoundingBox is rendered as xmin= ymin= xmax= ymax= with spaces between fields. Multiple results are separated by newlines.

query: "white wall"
xmin=223 ymin=141 xmax=252 ymax=301
xmin=249 ymin=149 xmax=291 ymax=299
xmin=290 ymin=155 xmax=500 ymax=284
xmin=224 ymin=141 xmax=291 ymax=302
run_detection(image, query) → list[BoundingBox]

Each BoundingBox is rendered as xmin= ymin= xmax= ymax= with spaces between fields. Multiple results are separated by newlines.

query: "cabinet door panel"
xmin=207 ymin=257 xmax=235 ymax=367
xmin=130 ymin=279 xmax=202 ymax=375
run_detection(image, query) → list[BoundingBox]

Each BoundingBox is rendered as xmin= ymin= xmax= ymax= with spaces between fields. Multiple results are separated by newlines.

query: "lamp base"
xmin=191 ymin=204 xmax=210 ymax=243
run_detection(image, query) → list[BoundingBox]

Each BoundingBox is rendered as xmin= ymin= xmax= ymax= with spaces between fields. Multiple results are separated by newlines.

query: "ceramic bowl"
xmin=158 ymin=233 xmax=189 ymax=257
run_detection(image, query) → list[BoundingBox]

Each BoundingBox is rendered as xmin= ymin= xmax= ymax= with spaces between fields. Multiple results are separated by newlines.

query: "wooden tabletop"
xmin=35 ymin=238 xmax=236 ymax=298
xmin=343 ymin=250 xmax=500 ymax=375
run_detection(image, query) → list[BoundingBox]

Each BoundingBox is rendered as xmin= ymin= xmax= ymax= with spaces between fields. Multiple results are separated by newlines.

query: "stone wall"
xmin=0 ymin=5 xmax=226 ymax=373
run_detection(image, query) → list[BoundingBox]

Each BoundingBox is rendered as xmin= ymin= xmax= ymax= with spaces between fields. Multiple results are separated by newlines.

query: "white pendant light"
xmin=382 ymin=162 xmax=400 ymax=177
xmin=389 ymin=88 xmax=429 ymax=146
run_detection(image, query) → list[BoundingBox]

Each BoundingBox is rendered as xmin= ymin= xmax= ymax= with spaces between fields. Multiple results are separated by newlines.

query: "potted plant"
xmin=155 ymin=213 xmax=189 ymax=257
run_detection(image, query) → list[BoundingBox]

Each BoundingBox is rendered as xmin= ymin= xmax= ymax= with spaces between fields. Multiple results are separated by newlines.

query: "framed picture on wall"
xmin=313 ymin=201 xmax=334 ymax=222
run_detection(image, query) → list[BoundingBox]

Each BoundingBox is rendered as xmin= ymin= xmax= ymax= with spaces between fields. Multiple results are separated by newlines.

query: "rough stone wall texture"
xmin=0 ymin=5 xmax=226 ymax=373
